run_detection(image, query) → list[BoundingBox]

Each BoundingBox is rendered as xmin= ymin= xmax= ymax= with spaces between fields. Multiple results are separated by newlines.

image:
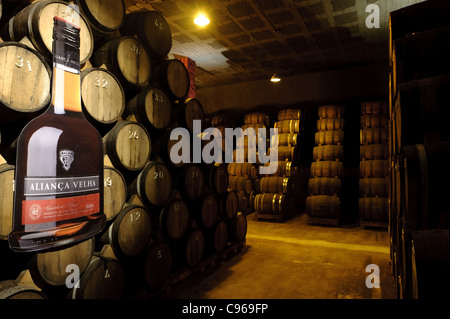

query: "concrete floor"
xmin=156 ymin=213 xmax=396 ymax=299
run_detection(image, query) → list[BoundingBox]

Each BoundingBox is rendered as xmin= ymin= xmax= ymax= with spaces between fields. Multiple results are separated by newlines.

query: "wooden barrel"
xmin=4 ymin=1 xmax=94 ymax=64
xmin=159 ymin=199 xmax=190 ymax=241
xmin=0 ymin=164 xmax=14 ymax=240
xmin=232 ymin=147 xmax=260 ymax=164
xmin=360 ymin=128 xmax=388 ymax=145
xmin=71 ymin=256 xmax=125 ymax=299
xmin=209 ymin=220 xmax=228 ymax=253
xmin=359 ymin=197 xmax=388 ymax=222
xmin=103 ymin=121 xmax=151 ymax=172
xmin=359 ymin=177 xmax=389 ymax=197
xmin=151 ymin=59 xmax=190 ymax=100
xmin=191 ymin=193 xmax=217 ymax=231
xmin=184 ymin=229 xmax=205 ymax=268
xmin=132 ymin=161 xmax=172 ymax=207
xmin=28 ymin=238 xmax=94 ymax=288
xmin=310 ymin=161 xmax=343 ymax=177
xmin=143 ymin=241 xmax=172 ymax=290
xmin=270 ymin=145 xmax=299 ymax=162
xmin=0 ymin=42 xmax=51 ymax=123
xmin=229 ymin=212 xmax=247 ymax=243
xmin=120 ymin=11 xmax=172 ymax=60
xmin=237 ymin=191 xmax=251 ymax=214
xmin=75 ymin=0 xmax=125 ymax=35
xmin=313 ymin=145 xmax=344 ymax=161
xmin=227 ymin=162 xmax=259 ymax=179
xmin=207 ymin=163 xmax=229 ymax=195
xmin=176 ymin=98 xmax=205 ymax=132
xmin=274 ymin=120 xmax=300 ymax=134
xmin=402 ymin=142 xmax=449 ymax=231
xmin=125 ymin=85 xmax=172 ymax=132
xmin=244 ymin=112 xmax=269 ymax=126
xmin=361 ymin=101 xmax=388 ymax=115
xmin=261 ymin=161 xmax=298 ymax=177
xmin=92 ymin=36 xmax=151 ymax=89
xmin=241 ymin=123 xmax=266 ymax=135
xmin=317 ymin=118 xmax=345 ymax=131
xmin=278 ymin=108 xmax=301 ymax=121
xmin=176 ymin=164 xmax=205 ymax=201
xmin=105 ymin=205 xmax=152 ymax=258
xmin=237 ymin=134 xmax=265 ymax=149
xmin=318 ymin=105 xmax=344 ymax=118
xmin=306 ymin=195 xmax=341 ymax=219
xmin=81 ymin=67 xmax=125 ymax=127
xmin=410 ymin=229 xmax=449 ymax=299
xmin=258 ymin=177 xmax=296 ymax=194
xmin=315 ymin=131 xmax=344 ymax=145
xmin=0 ymin=282 xmax=47 ymax=299
xmin=254 ymin=193 xmax=287 ymax=214
xmin=308 ymin=177 xmax=341 ymax=196
xmin=219 ymin=190 xmax=238 ymax=221
xmin=271 ymin=133 xmax=299 ymax=147
xmin=361 ymin=114 xmax=389 ymax=128
xmin=152 ymin=129 xmax=189 ymax=169
xmin=103 ymin=166 xmax=127 ymax=222
xmin=228 ymin=176 xmax=252 ymax=194
xmin=360 ymin=160 xmax=389 ymax=178
xmin=360 ymin=144 xmax=389 ymax=160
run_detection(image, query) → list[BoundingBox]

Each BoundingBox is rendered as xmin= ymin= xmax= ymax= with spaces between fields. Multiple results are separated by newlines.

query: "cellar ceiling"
xmin=124 ymin=0 xmax=426 ymax=89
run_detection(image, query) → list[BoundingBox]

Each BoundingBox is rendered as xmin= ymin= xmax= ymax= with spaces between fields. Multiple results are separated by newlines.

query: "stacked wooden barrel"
xmin=389 ymin=1 xmax=449 ymax=299
xmin=0 ymin=1 xmax=247 ymax=299
xmin=359 ymin=101 xmax=389 ymax=228
xmin=306 ymin=105 xmax=345 ymax=226
xmin=253 ymin=108 xmax=308 ymax=222
xmin=228 ymin=111 xmax=269 ymax=214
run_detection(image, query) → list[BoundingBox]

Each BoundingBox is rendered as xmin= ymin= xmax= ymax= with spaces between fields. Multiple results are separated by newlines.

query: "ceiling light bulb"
xmin=194 ymin=13 xmax=210 ymax=27
xmin=271 ymin=74 xmax=281 ymax=82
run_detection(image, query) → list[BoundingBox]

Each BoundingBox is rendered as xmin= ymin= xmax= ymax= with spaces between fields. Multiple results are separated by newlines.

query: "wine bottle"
xmin=9 ymin=16 xmax=106 ymax=252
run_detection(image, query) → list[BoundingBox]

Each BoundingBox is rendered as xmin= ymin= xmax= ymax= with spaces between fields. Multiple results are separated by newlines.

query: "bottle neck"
xmin=49 ymin=37 xmax=82 ymax=115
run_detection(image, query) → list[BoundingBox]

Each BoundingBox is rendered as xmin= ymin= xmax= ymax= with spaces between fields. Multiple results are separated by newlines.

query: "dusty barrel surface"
xmin=103 ymin=166 xmax=127 ymax=221
xmin=159 ymin=199 xmax=190 ymax=241
xmin=71 ymin=256 xmax=125 ymax=299
xmin=318 ymin=105 xmax=344 ymax=118
xmin=92 ymin=36 xmax=151 ymax=89
xmin=4 ymin=1 xmax=94 ymax=64
xmin=308 ymin=177 xmax=341 ymax=196
xmin=254 ymin=193 xmax=288 ymax=215
xmin=81 ymin=67 xmax=125 ymax=127
xmin=28 ymin=238 xmax=94 ymax=288
xmin=75 ymin=0 xmax=126 ymax=35
xmin=103 ymin=121 xmax=151 ymax=172
xmin=103 ymin=205 xmax=152 ymax=258
xmin=0 ymin=164 xmax=15 ymax=240
xmin=151 ymin=59 xmax=190 ymax=100
xmin=131 ymin=161 xmax=172 ymax=207
xmin=315 ymin=131 xmax=344 ymax=145
xmin=125 ymin=85 xmax=172 ymax=132
xmin=306 ymin=195 xmax=341 ymax=219
xmin=313 ymin=145 xmax=344 ymax=161
xmin=0 ymin=42 xmax=51 ymax=123
xmin=310 ymin=161 xmax=343 ymax=178
xmin=120 ymin=10 xmax=172 ymax=60
xmin=359 ymin=197 xmax=388 ymax=222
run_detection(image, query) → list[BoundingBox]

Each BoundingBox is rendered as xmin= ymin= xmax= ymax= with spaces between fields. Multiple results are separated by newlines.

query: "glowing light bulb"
xmin=194 ymin=13 xmax=210 ymax=27
xmin=270 ymin=74 xmax=281 ymax=82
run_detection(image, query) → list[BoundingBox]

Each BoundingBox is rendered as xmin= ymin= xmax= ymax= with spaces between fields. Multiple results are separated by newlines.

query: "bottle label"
xmin=22 ymin=193 xmax=100 ymax=225
xmin=21 ymin=175 xmax=100 ymax=225
xmin=53 ymin=41 xmax=80 ymax=74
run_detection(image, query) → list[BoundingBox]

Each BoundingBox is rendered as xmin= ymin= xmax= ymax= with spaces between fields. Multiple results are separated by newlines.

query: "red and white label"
xmin=22 ymin=193 xmax=100 ymax=225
